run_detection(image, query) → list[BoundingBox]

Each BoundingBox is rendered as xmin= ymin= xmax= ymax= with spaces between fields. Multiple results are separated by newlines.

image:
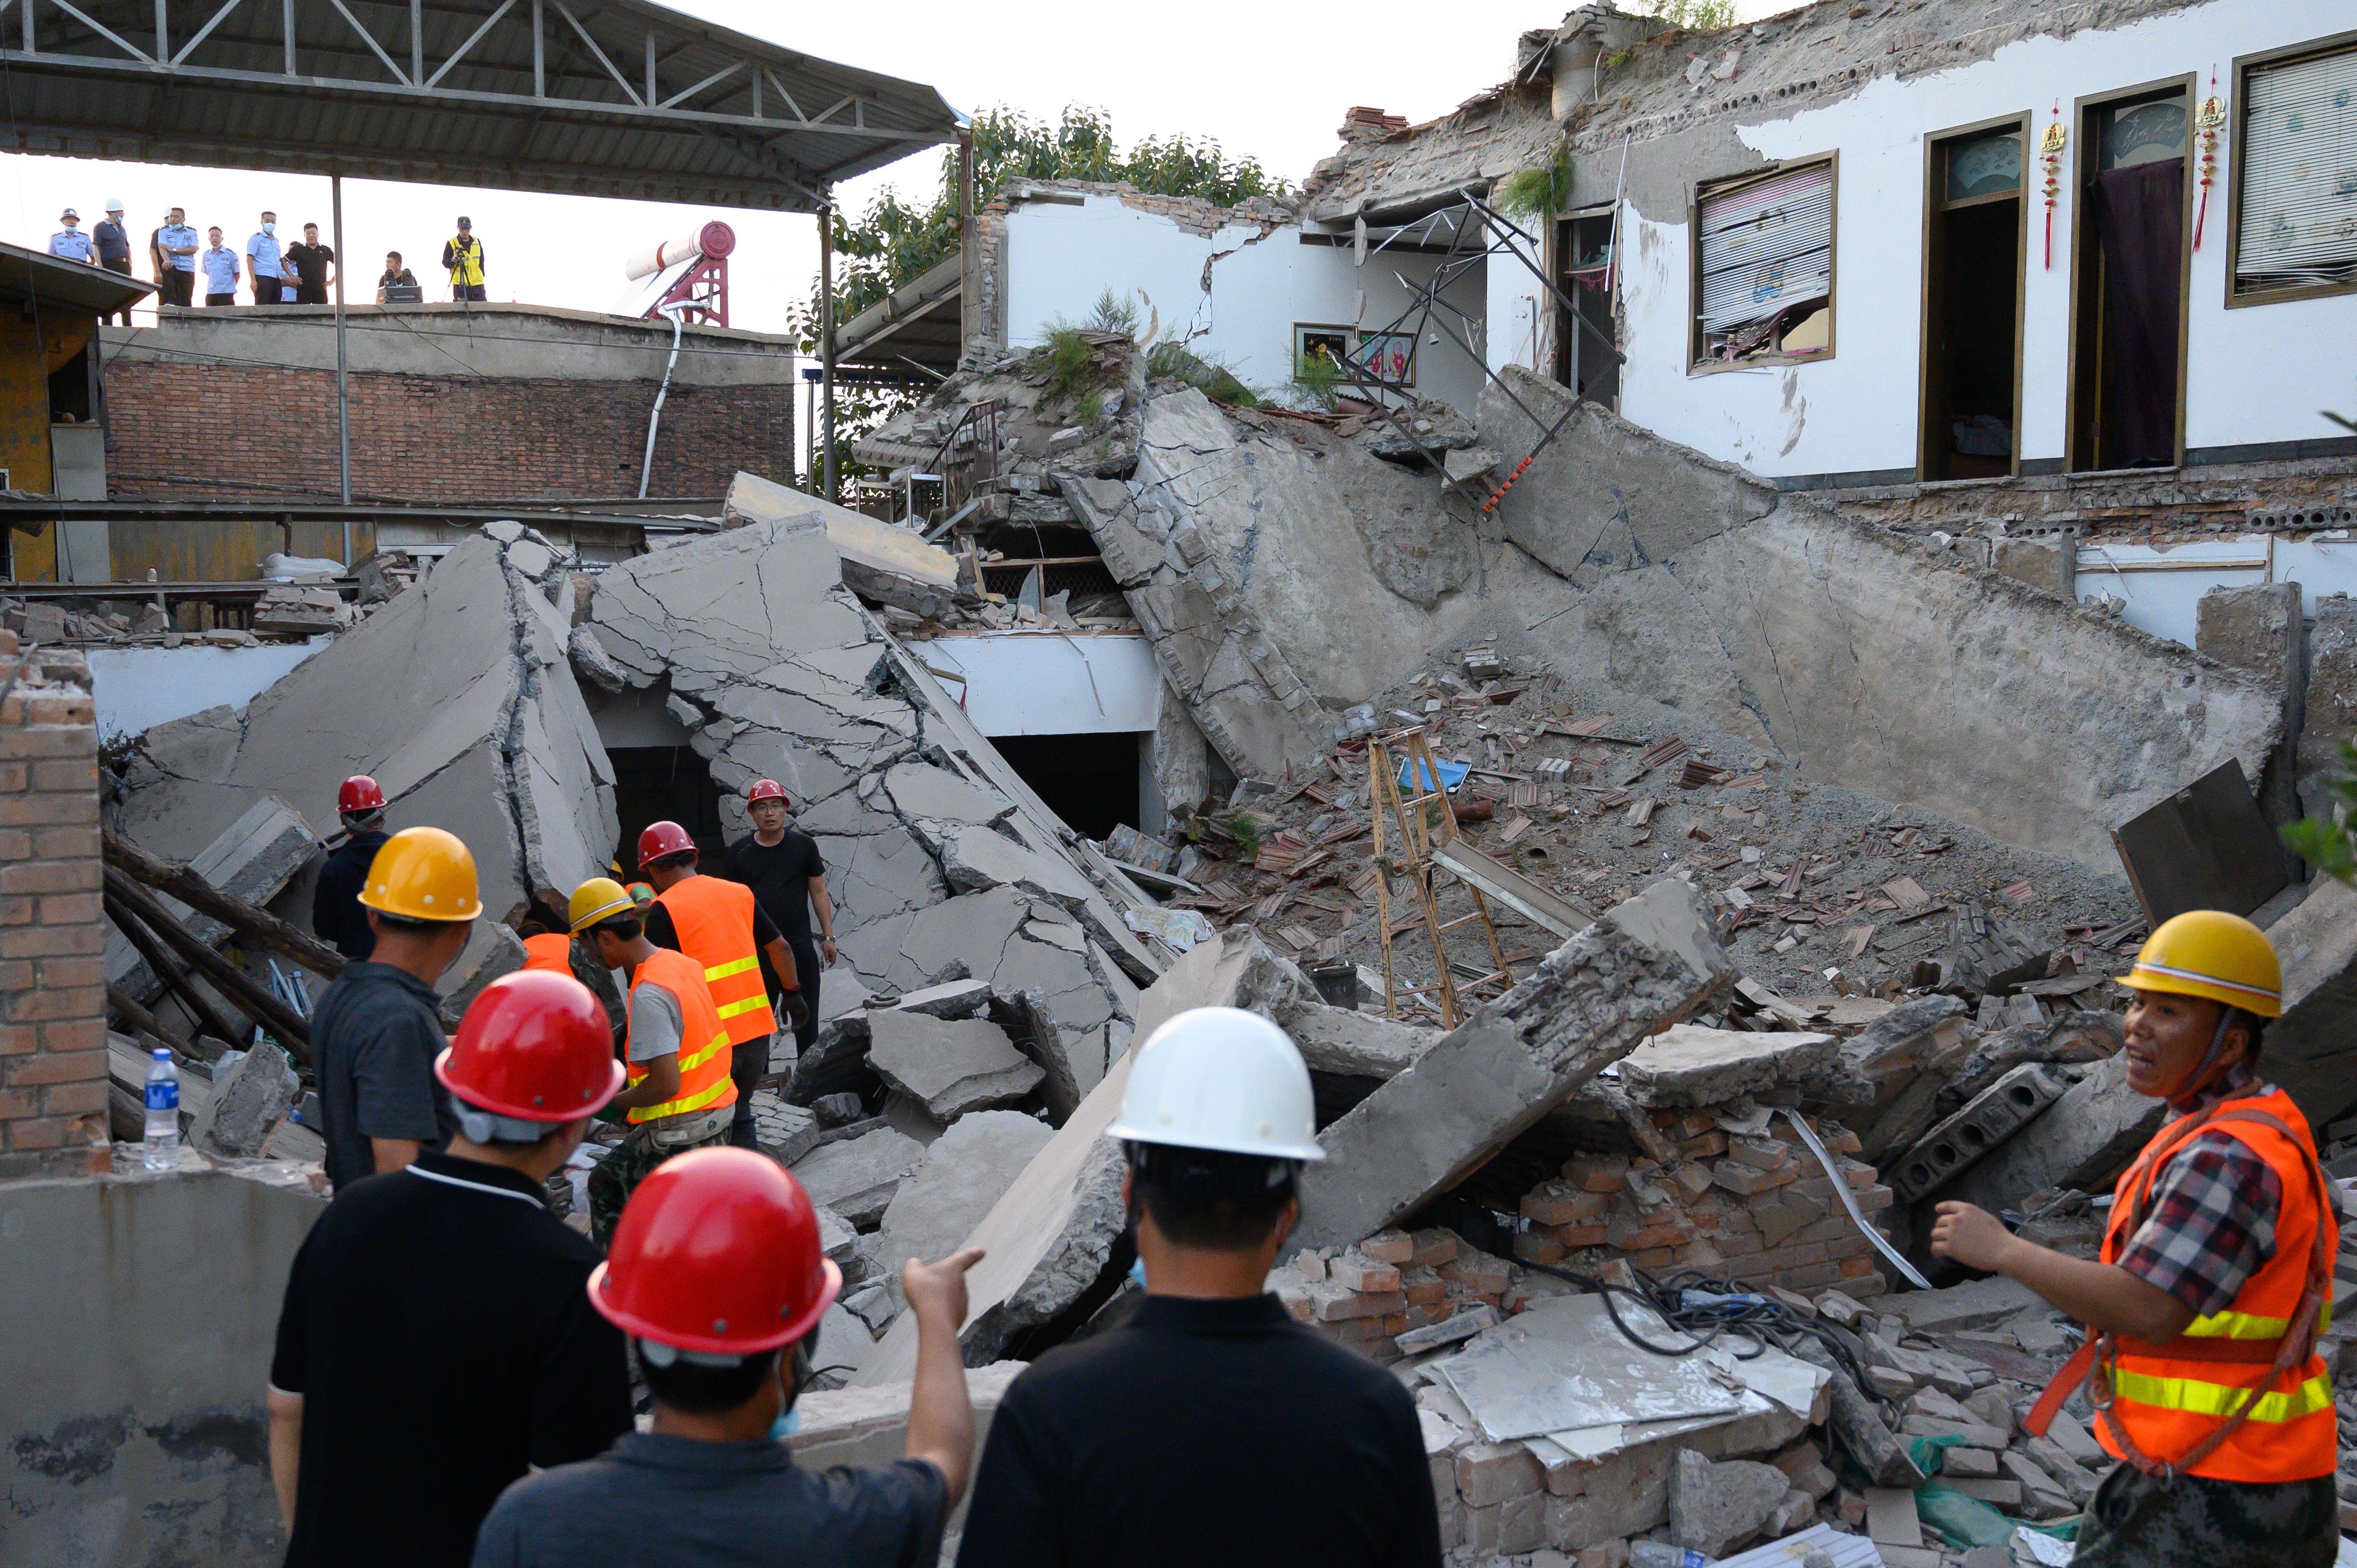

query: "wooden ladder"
xmin=1367 ymin=727 xmax=1513 ymax=1027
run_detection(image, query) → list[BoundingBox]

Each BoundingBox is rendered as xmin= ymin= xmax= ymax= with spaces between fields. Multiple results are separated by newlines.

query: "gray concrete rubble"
xmin=111 ymin=527 xmax=615 ymax=1003
xmin=1616 ymin=1025 xmax=1836 ymax=1109
xmin=2196 ymin=581 xmax=2305 ymax=855
xmin=106 ymin=795 xmax=321 ymax=1004
xmin=865 ymin=1012 xmax=1045 ymax=1122
xmin=873 ymin=1109 xmax=1057 ymax=1312
xmin=1669 ymin=1450 xmax=1793 ymax=1559
xmin=2298 ymin=594 xmax=2357 ymax=819
xmin=1296 ymin=878 xmax=1731 ymax=1251
xmin=1887 ymin=1064 xmax=2067 ymax=1204
xmin=1936 ymin=1051 xmax=2163 ymax=1212
xmin=788 ymin=1126 xmax=927 ymax=1229
xmin=189 ymin=1045 xmax=301 ymax=1159
xmin=579 ymin=495 xmax=1157 ymax=1118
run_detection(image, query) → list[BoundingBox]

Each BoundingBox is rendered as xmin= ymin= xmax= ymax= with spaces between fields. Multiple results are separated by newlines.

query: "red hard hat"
xmin=435 ymin=970 xmax=624 ymax=1120
xmin=588 ymin=1147 xmax=842 ymax=1353
xmin=637 ymin=820 xmax=697 ymax=870
xmin=746 ymin=778 xmax=788 ymax=806
xmin=338 ymin=774 xmax=387 ymax=814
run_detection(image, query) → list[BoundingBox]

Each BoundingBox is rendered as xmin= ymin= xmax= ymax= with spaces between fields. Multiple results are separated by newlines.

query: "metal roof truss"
xmin=0 ymin=0 xmax=958 ymax=209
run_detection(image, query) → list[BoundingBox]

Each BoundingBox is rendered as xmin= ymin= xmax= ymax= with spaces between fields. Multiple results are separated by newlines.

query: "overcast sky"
xmin=0 ymin=0 xmax=1787 ymax=337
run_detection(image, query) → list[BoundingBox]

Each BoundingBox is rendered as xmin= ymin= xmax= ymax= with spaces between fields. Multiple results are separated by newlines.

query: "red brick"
xmin=35 ymin=956 xmax=103 ymax=989
xmin=29 ymin=759 xmax=96 ymax=791
xmin=0 ymin=764 xmax=25 ymax=793
xmin=0 ymin=1023 xmax=35 ymax=1055
xmin=0 ymin=925 xmax=102 ymax=958
xmin=40 ymin=1078 xmax=107 ymax=1115
xmin=0 ymin=1084 xmax=35 ymax=1118
xmin=10 ymin=984 xmax=101 ymax=1022
xmin=6 ymin=1046 xmax=103 ymax=1084
xmin=36 ymin=1018 xmax=104 ymax=1053
xmin=6 ymin=1113 xmax=64 ymax=1149
xmin=0 ymin=728 xmax=98 ymax=758
xmin=0 ymin=860 xmax=96 ymax=894
xmin=0 ymin=794 xmax=96 ymax=826
xmin=30 ymin=827 xmax=97 ymax=860
xmin=35 ymin=893 xmax=98 ymax=924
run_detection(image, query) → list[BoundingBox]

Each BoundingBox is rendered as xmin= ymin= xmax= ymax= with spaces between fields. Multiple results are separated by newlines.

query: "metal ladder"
xmin=1366 ymin=727 xmax=1513 ymax=1028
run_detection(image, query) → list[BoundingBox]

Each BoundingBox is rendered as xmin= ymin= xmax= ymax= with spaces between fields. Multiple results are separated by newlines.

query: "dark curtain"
xmin=2089 ymin=158 xmax=2184 ymax=467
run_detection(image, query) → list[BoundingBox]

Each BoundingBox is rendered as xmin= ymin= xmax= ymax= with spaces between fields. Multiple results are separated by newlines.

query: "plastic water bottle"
xmin=1628 ymin=1545 xmax=1716 ymax=1568
xmin=142 ymin=1048 xmax=180 ymax=1170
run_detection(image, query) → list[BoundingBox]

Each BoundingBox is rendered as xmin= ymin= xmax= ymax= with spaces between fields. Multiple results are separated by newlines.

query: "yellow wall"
xmin=0 ymin=306 xmax=96 ymax=583
xmin=107 ymin=519 xmax=376 ymax=583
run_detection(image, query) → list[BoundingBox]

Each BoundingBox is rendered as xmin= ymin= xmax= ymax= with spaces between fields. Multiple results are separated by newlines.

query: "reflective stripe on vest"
xmin=624 ymin=946 xmax=737 ymax=1125
xmin=521 ymin=933 xmax=572 ymax=974
xmin=447 ymin=237 xmax=483 ymax=286
xmin=2098 ymin=1085 xmax=2339 ymax=1482
xmin=653 ymin=875 xmax=775 ymax=1048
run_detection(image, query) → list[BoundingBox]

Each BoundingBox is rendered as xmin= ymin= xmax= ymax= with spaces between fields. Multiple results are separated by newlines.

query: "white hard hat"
xmin=1106 ymin=1006 xmax=1325 ymax=1162
xmin=104 ymin=196 xmax=123 ymax=212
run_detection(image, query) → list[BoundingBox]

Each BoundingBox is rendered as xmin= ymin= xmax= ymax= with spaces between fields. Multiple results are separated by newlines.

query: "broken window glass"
xmin=1692 ymin=160 xmax=1834 ymax=366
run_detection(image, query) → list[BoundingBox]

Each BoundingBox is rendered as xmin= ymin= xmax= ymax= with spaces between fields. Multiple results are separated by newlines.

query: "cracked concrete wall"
xmin=582 ymin=503 xmax=1155 ymax=1110
xmin=1071 ymin=373 xmax=2283 ymax=871
xmin=113 ymin=525 xmax=615 ymax=991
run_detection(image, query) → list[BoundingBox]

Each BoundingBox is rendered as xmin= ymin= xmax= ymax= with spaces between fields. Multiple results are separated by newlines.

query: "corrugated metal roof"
xmin=0 ymin=238 xmax=151 ymax=312
xmin=0 ymin=0 xmax=959 ymax=211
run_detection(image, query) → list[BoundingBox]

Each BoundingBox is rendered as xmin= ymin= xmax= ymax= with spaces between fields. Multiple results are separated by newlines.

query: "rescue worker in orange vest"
xmin=518 ymin=919 xmax=574 ymax=976
xmin=1932 ymin=911 xmax=2337 ymax=1568
xmin=569 ymin=876 xmax=738 ymax=1247
xmin=636 ymin=820 xmax=806 ymax=1153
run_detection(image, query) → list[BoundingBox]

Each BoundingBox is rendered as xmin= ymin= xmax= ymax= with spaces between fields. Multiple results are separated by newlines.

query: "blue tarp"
xmin=1397 ymin=756 xmax=1470 ymax=794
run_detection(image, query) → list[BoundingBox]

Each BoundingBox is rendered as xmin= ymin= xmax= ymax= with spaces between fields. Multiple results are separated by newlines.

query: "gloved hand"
xmin=778 ymin=987 xmax=810 ymax=1035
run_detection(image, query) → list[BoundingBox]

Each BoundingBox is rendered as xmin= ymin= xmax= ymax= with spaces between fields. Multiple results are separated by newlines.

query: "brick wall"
xmin=102 ymin=363 xmax=794 ymax=502
xmin=0 ymin=643 xmax=107 ymax=1181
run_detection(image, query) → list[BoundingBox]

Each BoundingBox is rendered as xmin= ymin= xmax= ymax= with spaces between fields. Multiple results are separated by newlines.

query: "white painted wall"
xmin=1000 ymin=194 xmax=1490 ymax=418
xmin=1614 ymin=0 xmax=2357 ymax=479
xmin=90 ymin=639 xmax=327 ymax=742
xmin=2077 ymin=533 xmax=2357 ymax=646
xmin=917 ymin=629 xmax=1161 ymax=737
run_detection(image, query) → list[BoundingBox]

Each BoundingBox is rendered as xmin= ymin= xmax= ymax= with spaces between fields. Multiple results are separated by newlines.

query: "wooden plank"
xmin=1431 ymin=839 xmax=1596 ymax=939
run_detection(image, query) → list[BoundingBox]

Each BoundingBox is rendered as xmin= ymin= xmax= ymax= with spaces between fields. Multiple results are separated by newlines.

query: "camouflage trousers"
xmin=2070 ymin=1461 xmax=2338 ymax=1567
xmin=586 ymin=1121 xmax=730 ymax=1248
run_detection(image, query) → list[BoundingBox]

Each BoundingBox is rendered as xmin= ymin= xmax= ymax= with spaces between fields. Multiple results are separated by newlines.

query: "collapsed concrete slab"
xmin=581 ymin=495 xmax=1154 ymax=1118
xmin=873 ymin=1109 xmax=1057 ymax=1308
xmin=1296 ymin=879 xmax=1732 ymax=1251
xmin=1936 ymin=1051 xmax=2164 ymax=1209
xmin=1616 ymin=1025 xmax=1836 ymax=1109
xmin=106 ymin=795 xmax=321 ymax=1004
xmin=112 ymin=527 xmax=616 ymax=1000
xmin=790 ymin=1126 xmax=927 ymax=1229
xmin=866 ymin=1012 xmax=1044 ymax=1122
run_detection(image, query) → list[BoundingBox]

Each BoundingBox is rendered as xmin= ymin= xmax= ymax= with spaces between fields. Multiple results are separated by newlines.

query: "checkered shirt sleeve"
xmin=2112 ymin=1131 xmax=2281 ymax=1320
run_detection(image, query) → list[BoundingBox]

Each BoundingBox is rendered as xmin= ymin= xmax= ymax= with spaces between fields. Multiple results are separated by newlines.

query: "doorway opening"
xmin=1553 ymin=208 xmax=1620 ymax=408
xmin=2068 ymin=83 xmax=2192 ymax=472
xmin=1920 ymin=120 xmax=2026 ymax=480
xmin=608 ymin=746 xmax=724 ymax=875
xmin=990 ymin=732 xmax=1143 ymax=841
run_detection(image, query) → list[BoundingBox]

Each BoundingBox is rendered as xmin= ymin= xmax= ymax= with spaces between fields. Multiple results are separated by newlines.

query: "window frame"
xmin=1916 ymin=110 xmax=2032 ymax=483
xmin=1686 ymin=151 xmax=1840 ymax=376
xmin=2225 ymin=28 xmax=2357 ymax=310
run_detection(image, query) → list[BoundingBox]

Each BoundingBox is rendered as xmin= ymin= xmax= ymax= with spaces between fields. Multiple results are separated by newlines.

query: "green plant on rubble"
xmin=1086 ymin=287 xmax=1139 ymax=336
xmin=1032 ymin=326 xmax=1100 ymax=403
xmin=2283 ymin=733 xmax=2357 ymax=884
xmin=1642 ymin=0 xmax=1736 ymax=30
xmin=1293 ymin=350 xmax=1341 ymax=411
xmin=1146 ymin=341 xmax=1262 ymax=408
xmin=1498 ymin=151 xmax=1574 ymax=221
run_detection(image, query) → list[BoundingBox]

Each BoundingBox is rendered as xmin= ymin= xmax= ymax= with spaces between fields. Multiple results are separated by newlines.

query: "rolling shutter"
xmin=2236 ymin=46 xmax=2357 ymax=293
xmin=1696 ymin=161 xmax=1833 ymax=335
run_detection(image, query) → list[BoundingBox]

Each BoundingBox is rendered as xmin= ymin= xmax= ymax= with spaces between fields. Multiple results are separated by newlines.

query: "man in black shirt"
xmin=956 ymin=1007 xmax=1441 ymax=1568
xmin=284 ymin=222 xmax=336 ymax=305
xmin=270 ymin=970 xmax=632 ymax=1568
xmin=313 ymin=774 xmax=392 ymax=961
xmin=310 ymin=826 xmax=480 ymax=1191
xmin=471 ymin=1147 xmax=982 ymax=1568
xmin=93 ymin=199 xmax=132 ymax=323
xmin=725 ymin=779 xmax=835 ymax=1065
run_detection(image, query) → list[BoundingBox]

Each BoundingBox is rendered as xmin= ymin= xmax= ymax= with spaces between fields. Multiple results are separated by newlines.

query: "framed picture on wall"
xmin=1293 ymin=324 xmax=1351 ymax=378
xmin=1358 ymin=329 xmax=1416 ymax=387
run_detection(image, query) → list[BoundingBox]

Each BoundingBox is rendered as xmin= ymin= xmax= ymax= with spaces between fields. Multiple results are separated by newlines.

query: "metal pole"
xmin=958 ymin=129 xmax=974 ymax=350
xmin=332 ymin=173 xmax=352 ymax=561
xmin=819 ymin=201 xmax=836 ymax=503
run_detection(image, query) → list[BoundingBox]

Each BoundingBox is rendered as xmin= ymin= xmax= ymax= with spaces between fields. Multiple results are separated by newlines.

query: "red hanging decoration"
xmin=2039 ymin=100 xmax=2068 ymax=270
xmin=2194 ymin=67 xmax=2226 ymax=250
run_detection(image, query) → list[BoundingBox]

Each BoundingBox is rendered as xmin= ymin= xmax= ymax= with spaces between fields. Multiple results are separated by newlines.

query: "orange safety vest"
xmin=521 ymin=933 xmax=572 ymax=975
xmin=623 ymin=946 xmax=735 ymax=1125
xmin=653 ymin=874 xmax=775 ymax=1049
xmin=2088 ymin=1085 xmax=2338 ymax=1482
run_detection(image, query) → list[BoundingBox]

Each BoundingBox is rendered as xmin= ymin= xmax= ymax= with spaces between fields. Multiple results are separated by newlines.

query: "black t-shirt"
xmin=272 ymin=1152 xmax=633 ymax=1568
xmin=471 ymin=1434 xmax=945 ymax=1568
xmin=310 ymin=961 xmax=455 ymax=1191
xmin=955 ymin=1293 xmax=1441 ymax=1568
xmin=723 ymin=831 xmax=825 ymax=945
xmin=312 ymin=829 xmax=388 ymax=960
xmin=285 ymin=241 xmax=334 ymax=291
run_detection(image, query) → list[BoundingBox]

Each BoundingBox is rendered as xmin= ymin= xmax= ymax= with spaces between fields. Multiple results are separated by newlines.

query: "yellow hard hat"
xmin=568 ymin=876 xmax=637 ymax=934
xmin=357 ymin=826 xmax=480 ymax=922
xmin=625 ymin=881 xmax=656 ymax=908
xmin=2123 ymin=909 xmax=2283 ymax=1019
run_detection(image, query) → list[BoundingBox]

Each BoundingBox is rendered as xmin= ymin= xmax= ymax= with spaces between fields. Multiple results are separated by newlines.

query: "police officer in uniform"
xmin=48 ymin=209 xmax=93 ymax=263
